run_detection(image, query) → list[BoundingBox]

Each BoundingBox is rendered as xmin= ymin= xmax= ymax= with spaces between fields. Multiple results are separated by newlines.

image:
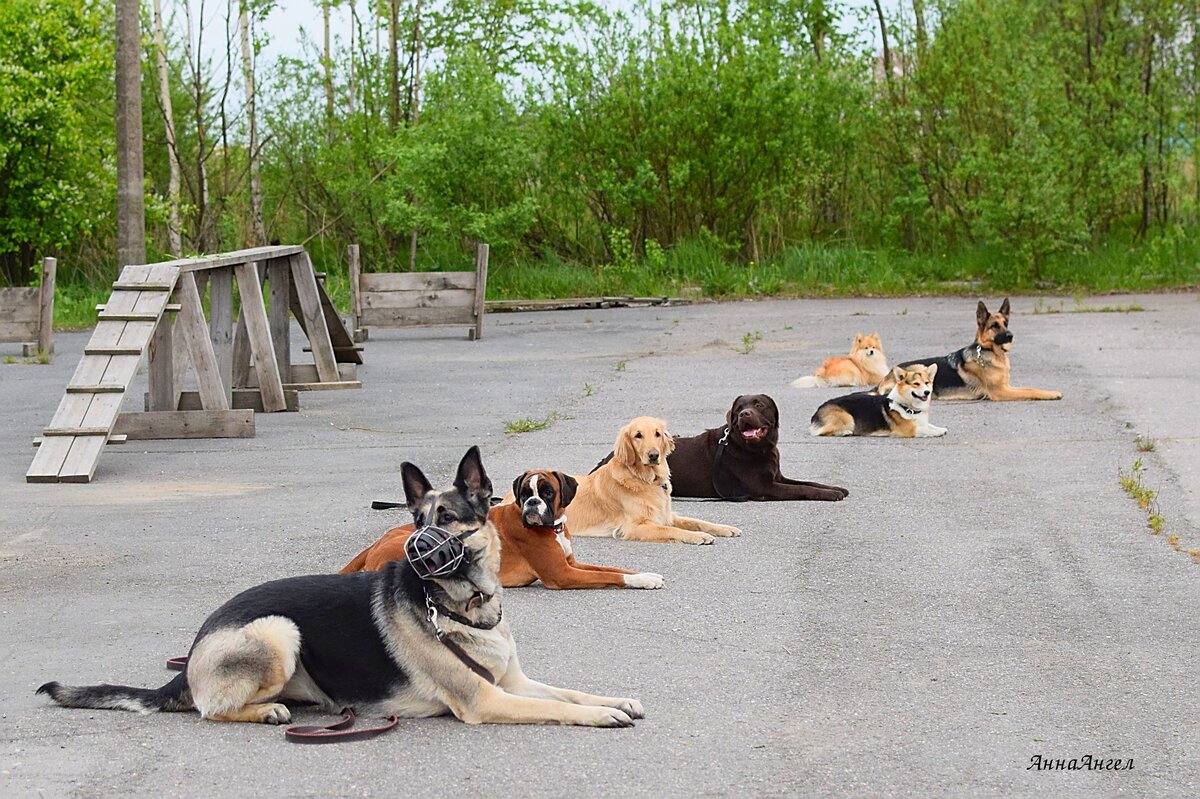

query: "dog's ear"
xmin=554 ymin=472 xmax=578 ymax=508
xmin=663 ymin=428 xmax=676 ymax=455
xmin=401 ymin=462 xmax=433 ymax=511
xmin=926 ymin=363 xmax=938 ymax=380
xmin=999 ymin=298 xmax=1011 ymax=320
xmin=511 ymin=471 xmax=530 ymax=502
xmin=763 ymin=394 xmax=779 ymax=424
xmin=613 ymin=425 xmax=637 ymax=466
xmin=852 ymin=333 xmax=863 ymax=344
xmin=454 ymin=446 xmax=492 ymax=510
xmin=976 ymin=301 xmax=989 ymax=329
xmin=726 ymin=397 xmax=743 ymax=427
xmin=890 ymin=365 xmax=906 ymax=383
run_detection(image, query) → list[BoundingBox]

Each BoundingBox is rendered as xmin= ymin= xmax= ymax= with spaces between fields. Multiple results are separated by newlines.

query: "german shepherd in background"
xmin=38 ymin=448 xmax=643 ymax=728
xmin=880 ymin=299 xmax=1062 ymax=401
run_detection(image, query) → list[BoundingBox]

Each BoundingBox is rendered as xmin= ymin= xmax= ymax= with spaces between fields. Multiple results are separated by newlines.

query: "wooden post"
xmin=147 ymin=313 xmax=176 ymax=410
xmin=348 ymin=243 xmax=363 ymax=341
xmin=471 ymin=243 xmax=489 ymax=341
xmin=37 ymin=256 xmax=56 ymax=354
xmin=176 ymin=274 xmax=230 ymax=411
xmin=208 ymin=265 xmax=234 ymax=402
xmin=290 ymin=252 xmax=339 ymax=383
xmin=267 ymin=257 xmax=291 ymax=383
xmin=233 ymin=261 xmax=287 ymax=412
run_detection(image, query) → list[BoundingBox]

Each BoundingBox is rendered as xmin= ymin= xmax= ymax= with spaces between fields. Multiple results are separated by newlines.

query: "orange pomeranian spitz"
xmin=792 ymin=332 xmax=888 ymax=388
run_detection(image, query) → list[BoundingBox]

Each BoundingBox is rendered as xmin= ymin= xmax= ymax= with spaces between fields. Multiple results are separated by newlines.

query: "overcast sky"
xmin=248 ymin=0 xmax=898 ymax=69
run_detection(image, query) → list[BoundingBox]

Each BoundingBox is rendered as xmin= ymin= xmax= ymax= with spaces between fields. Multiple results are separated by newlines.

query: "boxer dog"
xmin=344 ymin=470 xmax=663 ymax=590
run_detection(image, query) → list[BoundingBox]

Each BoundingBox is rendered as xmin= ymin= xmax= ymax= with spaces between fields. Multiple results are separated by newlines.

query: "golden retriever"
xmin=570 ymin=417 xmax=741 ymax=545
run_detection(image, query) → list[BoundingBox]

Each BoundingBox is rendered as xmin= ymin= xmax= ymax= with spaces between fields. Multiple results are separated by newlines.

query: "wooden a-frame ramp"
xmin=27 ymin=245 xmax=361 ymax=483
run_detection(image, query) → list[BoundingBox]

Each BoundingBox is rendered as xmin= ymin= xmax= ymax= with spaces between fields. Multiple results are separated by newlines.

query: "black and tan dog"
xmin=811 ymin=364 xmax=947 ymax=438
xmin=345 ymin=470 xmax=664 ymax=590
xmin=881 ymin=299 xmax=1062 ymax=401
xmin=669 ymin=394 xmax=850 ymax=500
xmin=38 ymin=448 xmax=643 ymax=728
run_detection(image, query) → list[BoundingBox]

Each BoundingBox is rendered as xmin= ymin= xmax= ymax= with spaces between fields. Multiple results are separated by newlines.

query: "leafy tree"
xmin=383 ymin=48 xmax=538 ymax=258
xmin=0 ymin=0 xmax=113 ymax=284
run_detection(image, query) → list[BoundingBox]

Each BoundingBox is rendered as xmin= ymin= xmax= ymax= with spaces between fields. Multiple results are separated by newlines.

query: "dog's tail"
xmin=791 ymin=375 xmax=822 ymax=388
xmin=37 ymin=670 xmax=192 ymax=714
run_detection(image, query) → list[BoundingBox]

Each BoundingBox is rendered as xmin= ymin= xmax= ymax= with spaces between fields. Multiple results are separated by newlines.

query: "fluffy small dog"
xmin=810 ymin=364 xmax=946 ymax=438
xmin=792 ymin=332 xmax=888 ymax=388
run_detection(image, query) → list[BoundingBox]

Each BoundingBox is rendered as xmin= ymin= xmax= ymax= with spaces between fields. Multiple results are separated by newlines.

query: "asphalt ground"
xmin=1 ymin=293 xmax=1197 ymax=798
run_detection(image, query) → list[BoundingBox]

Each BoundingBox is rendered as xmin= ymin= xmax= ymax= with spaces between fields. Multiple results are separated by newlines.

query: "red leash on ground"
xmin=165 ymin=656 xmax=399 ymax=743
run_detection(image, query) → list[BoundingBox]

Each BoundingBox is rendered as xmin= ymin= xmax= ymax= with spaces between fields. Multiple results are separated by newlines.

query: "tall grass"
xmin=44 ymin=230 xmax=1199 ymax=331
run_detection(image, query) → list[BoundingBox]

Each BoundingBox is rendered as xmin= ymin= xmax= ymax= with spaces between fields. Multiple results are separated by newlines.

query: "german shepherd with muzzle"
xmin=879 ymin=299 xmax=1062 ymax=401
xmin=38 ymin=447 xmax=643 ymax=728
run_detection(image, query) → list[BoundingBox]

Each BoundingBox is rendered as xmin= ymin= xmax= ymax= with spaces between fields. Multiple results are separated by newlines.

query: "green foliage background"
xmin=1 ymin=0 xmax=1199 ymax=310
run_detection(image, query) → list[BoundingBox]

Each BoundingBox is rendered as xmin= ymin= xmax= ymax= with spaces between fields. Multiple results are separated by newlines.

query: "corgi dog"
xmin=809 ymin=364 xmax=946 ymax=438
xmin=792 ymin=333 xmax=888 ymax=388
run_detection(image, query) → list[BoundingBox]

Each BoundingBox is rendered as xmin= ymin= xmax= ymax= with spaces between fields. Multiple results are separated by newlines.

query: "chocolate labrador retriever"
xmin=669 ymin=394 xmax=849 ymax=501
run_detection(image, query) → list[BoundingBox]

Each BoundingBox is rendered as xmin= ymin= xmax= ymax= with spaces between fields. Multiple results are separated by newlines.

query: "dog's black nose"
xmin=648 ymin=452 xmax=660 ymax=463
xmin=738 ymin=408 xmax=752 ymax=418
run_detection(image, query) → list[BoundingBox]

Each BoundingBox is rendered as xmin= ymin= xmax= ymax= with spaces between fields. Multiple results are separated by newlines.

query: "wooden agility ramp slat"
xmin=27 ymin=264 xmax=180 ymax=483
xmin=27 ymin=245 xmax=363 ymax=484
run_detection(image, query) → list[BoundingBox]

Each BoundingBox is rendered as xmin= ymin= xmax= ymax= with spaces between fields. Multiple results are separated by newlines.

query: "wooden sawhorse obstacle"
xmin=348 ymin=242 xmax=489 ymax=341
xmin=27 ymin=246 xmax=361 ymax=483
xmin=0 ymin=256 xmax=56 ymax=356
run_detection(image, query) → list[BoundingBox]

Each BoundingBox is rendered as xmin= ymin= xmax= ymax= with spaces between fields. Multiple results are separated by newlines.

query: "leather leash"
xmin=371 ymin=497 xmax=504 ymax=510
xmin=285 ymin=708 xmax=400 ymax=744
xmin=425 ymin=591 xmax=499 ymax=685
xmin=710 ymin=428 xmax=750 ymax=502
xmin=164 ymin=657 xmax=400 ymax=743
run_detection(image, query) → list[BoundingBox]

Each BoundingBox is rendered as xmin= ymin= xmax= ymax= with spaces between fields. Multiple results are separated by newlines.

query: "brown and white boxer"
xmin=343 ymin=469 xmax=664 ymax=590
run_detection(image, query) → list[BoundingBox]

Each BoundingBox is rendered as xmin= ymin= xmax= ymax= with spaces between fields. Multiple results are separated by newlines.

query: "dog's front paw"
xmin=258 ymin=703 xmax=292 ymax=725
xmin=624 ymin=572 xmax=664 ymax=589
xmin=580 ymin=706 xmax=635 ymax=728
xmin=686 ymin=532 xmax=717 ymax=545
xmin=711 ymin=525 xmax=740 ymax=537
xmin=1047 ymin=391 xmax=1063 ymax=400
xmin=611 ymin=698 xmax=644 ymax=719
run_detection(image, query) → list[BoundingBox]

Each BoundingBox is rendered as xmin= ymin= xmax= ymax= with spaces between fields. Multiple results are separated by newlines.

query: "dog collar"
xmin=553 ymin=514 xmax=567 ymax=535
xmin=424 ymin=592 xmax=498 ymax=685
xmin=888 ymin=399 xmax=925 ymax=417
xmin=425 ymin=590 xmax=501 ymax=630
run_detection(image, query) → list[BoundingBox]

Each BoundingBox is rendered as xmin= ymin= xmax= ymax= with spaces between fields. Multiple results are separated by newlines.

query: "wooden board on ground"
xmin=114 ymin=409 xmax=255 ymax=440
xmin=157 ymin=389 xmax=300 ymax=413
xmin=484 ymin=296 xmax=692 ymax=312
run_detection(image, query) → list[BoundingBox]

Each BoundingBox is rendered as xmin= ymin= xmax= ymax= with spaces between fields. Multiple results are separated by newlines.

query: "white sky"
xmin=251 ymin=0 xmax=899 ymax=69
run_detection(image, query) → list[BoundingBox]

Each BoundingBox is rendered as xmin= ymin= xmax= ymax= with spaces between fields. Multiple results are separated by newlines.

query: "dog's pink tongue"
xmin=743 ymin=427 xmax=766 ymax=440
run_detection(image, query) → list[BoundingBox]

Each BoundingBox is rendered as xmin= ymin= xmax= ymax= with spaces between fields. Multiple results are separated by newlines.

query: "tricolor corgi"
xmin=809 ymin=364 xmax=946 ymax=438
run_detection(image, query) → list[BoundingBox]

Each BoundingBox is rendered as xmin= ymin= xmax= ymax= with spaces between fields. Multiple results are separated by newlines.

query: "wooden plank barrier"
xmin=0 ymin=256 xmax=56 ymax=356
xmin=27 ymin=245 xmax=362 ymax=483
xmin=349 ymin=242 xmax=489 ymax=341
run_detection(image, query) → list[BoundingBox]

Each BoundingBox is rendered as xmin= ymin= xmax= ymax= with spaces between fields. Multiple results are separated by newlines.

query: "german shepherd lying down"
xmin=879 ymin=299 xmax=1062 ymax=401
xmin=38 ymin=448 xmax=643 ymax=728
